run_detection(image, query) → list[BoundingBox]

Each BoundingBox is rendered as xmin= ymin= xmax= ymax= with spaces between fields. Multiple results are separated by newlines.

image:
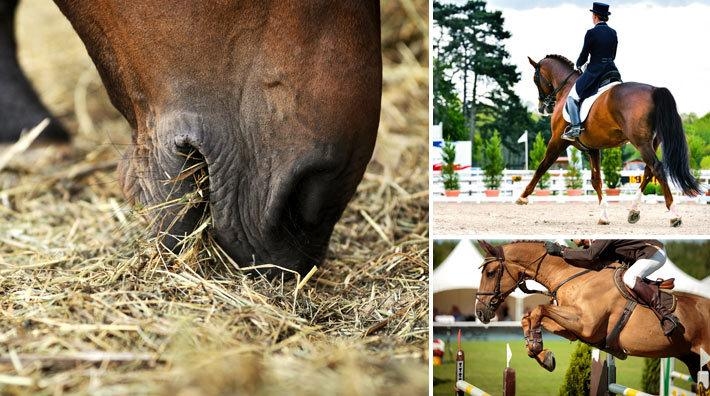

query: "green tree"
xmin=558 ymin=342 xmax=592 ymax=396
xmin=483 ymin=131 xmax=506 ymax=189
xmin=565 ymin=147 xmax=584 ymax=190
xmin=665 ymin=240 xmax=710 ymax=279
xmin=687 ymin=134 xmax=706 ymax=169
xmin=641 ymin=358 xmax=660 ymax=394
xmin=529 ymin=132 xmax=550 ymax=189
xmin=602 ymin=147 xmax=622 ymax=189
xmin=434 ymin=0 xmax=523 ymax=149
xmin=441 ymin=140 xmax=460 ymax=191
xmin=472 ymin=132 xmax=484 ymax=168
xmin=478 ymin=88 xmax=537 ymax=166
xmin=433 ymin=58 xmax=468 ymax=140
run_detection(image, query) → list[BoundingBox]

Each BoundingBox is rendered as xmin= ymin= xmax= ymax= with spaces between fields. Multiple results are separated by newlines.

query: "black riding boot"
xmin=562 ymin=96 xmax=583 ymax=141
xmin=631 ymin=277 xmax=678 ymax=336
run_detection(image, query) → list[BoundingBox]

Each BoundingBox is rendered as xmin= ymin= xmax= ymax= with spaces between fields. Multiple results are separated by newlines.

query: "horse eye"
xmin=487 ymin=270 xmax=496 ymax=278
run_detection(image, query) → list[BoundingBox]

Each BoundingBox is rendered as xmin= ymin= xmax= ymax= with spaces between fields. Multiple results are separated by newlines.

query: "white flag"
xmin=506 ymin=343 xmax=512 ymax=368
xmin=517 ymin=130 xmax=528 ymax=143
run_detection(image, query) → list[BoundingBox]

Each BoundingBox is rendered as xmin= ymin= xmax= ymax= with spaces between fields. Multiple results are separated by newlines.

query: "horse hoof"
xmin=516 ymin=197 xmax=529 ymax=205
xmin=538 ymin=350 xmax=556 ymax=372
xmin=628 ymin=210 xmax=640 ymax=224
xmin=670 ymin=218 xmax=682 ymax=227
xmin=597 ymin=219 xmax=610 ymax=225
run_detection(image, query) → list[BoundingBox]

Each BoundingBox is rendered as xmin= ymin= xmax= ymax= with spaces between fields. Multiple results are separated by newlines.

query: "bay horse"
xmin=517 ymin=55 xmax=701 ymax=227
xmin=475 ymin=240 xmax=710 ymax=379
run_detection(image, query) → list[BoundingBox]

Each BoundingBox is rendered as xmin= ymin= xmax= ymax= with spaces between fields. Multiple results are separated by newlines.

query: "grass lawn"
xmin=433 ymin=340 xmax=651 ymax=396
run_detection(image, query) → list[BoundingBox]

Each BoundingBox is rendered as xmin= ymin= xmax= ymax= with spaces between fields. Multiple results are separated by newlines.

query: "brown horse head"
xmin=528 ymin=55 xmax=579 ymax=115
xmin=475 ymin=241 xmax=549 ymax=323
xmin=53 ymin=1 xmax=382 ymax=275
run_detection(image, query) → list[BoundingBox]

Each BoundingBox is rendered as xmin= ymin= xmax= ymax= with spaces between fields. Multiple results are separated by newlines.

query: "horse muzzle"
xmin=476 ymin=308 xmax=495 ymax=324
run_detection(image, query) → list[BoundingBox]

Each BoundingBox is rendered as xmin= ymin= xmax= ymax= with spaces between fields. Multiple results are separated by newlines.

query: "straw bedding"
xmin=0 ymin=0 xmax=428 ymax=394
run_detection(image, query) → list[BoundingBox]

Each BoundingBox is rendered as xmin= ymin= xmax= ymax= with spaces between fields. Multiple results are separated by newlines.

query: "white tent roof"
xmin=648 ymin=257 xmax=710 ymax=299
xmin=431 ymin=240 xmax=482 ymax=293
xmin=431 ymin=240 xmax=546 ymax=298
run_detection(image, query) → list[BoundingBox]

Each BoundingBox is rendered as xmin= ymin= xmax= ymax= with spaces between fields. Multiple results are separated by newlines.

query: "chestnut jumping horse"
xmin=518 ymin=55 xmax=701 ymax=227
xmin=475 ymin=241 xmax=710 ymax=379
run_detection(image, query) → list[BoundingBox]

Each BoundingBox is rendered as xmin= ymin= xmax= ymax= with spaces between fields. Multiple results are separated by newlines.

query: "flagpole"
xmin=517 ymin=130 xmax=529 ymax=170
xmin=524 ymin=132 xmax=528 ymax=170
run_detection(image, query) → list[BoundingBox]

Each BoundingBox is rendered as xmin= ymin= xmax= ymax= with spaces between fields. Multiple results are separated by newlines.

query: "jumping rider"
xmin=545 ymin=239 xmax=679 ymax=336
xmin=563 ymin=2 xmax=620 ymax=141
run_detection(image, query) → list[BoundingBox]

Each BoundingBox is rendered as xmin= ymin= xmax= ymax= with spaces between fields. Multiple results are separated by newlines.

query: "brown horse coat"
xmin=3 ymin=1 xmax=383 ymax=275
xmin=476 ymin=241 xmax=710 ymax=378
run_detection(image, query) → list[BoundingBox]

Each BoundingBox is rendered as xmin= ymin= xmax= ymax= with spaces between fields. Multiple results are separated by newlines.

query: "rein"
xmin=477 ymin=249 xmax=594 ymax=308
xmin=476 ymin=251 xmax=547 ymax=309
xmin=535 ymin=66 xmax=578 ymax=109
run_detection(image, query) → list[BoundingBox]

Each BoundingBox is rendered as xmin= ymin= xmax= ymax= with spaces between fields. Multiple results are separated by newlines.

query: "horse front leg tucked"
xmin=517 ymin=138 xmax=569 ymax=205
xmin=526 ymin=304 xmax=586 ymax=372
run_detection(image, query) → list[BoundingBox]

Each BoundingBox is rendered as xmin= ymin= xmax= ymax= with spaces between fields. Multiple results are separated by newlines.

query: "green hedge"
xmin=558 ymin=342 xmax=592 ymax=396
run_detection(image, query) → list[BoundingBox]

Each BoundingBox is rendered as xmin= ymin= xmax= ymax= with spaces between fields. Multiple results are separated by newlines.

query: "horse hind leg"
xmin=678 ymin=353 xmax=700 ymax=382
xmin=628 ymin=165 xmax=653 ymax=224
xmin=639 ymin=143 xmax=682 ymax=227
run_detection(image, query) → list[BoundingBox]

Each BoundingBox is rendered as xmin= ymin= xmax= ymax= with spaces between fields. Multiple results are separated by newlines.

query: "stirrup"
xmin=661 ymin=315 xmax=678 ymax=336
xmin=562 ymin=126 xmax=582 ymax=141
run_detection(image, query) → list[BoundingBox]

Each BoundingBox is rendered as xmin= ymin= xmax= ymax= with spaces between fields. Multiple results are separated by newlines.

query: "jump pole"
xmin=453 ymin=329 xmax=515 ymax=396
xmin=590 ymin=349 xmax=654 ymax=396
xmin=660 ymin=357 xmax=710 ymax=396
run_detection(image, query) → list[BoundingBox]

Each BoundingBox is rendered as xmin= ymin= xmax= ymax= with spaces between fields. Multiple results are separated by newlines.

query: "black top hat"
xmin=590 ymin=2 xmax=611 ymax=17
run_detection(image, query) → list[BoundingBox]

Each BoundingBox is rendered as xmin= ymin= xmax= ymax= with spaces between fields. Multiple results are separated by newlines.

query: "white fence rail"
xmin=432 ymin=169 xmax=710 ymax=203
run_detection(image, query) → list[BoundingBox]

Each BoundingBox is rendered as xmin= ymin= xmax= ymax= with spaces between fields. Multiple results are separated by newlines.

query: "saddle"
xmin=562 ymin=71 xmax=623 ymax=124
xmin=562 ymin=83 xmax=620 ymax=124
xmin=599 ymin=267 xmax=677 ymax=359
xmin=596 ymin=70 xmax=622 ymax=89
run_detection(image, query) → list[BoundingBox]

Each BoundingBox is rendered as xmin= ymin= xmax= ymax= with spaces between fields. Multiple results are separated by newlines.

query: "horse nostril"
xmin=286 ymin=169 xmax=335 ymax=227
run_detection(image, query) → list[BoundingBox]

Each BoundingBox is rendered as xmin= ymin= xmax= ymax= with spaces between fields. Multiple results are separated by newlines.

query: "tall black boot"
xmin=562 ymin=96 xmax=583 ymax=141
xmin=632 ymin=277 xmax=678 ymax=336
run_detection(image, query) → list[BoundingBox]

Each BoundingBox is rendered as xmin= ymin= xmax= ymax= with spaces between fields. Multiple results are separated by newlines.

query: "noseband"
xmin=534 ymin=65 xmax=578 ymax=110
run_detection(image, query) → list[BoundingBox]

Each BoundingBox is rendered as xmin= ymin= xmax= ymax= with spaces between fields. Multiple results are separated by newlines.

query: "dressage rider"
xmin=545 ymin=239 xmax=679 ymax=336
xmin=563 ymin=2 xmax=620 ymax=141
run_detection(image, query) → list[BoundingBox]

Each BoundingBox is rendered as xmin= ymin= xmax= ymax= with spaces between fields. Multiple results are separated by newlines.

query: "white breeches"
xmin=568 ymin=85 xmax=580 ymax=101
xmin=622 ymin=249 xmax=667 ymax=288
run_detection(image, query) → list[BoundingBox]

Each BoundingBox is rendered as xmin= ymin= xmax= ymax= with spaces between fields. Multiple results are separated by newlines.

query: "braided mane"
xmin=543 ymin=54 xmax=576 ymax=71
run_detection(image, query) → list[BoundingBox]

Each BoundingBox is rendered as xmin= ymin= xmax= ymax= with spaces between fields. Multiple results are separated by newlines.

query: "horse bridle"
xmin=534 ymin=65 xmax=578 ymax=110
xmin=475 ymin=251 xmax=548 ymax=311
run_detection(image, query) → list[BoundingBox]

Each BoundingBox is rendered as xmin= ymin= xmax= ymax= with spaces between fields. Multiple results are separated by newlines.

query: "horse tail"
xmin=652 ymin=87 xmax=701 ymax=196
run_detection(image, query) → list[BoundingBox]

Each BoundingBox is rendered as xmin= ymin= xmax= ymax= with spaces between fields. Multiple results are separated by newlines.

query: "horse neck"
xmin=548 ymin=63 xmax=578 ymax=100
xmin=510 ymin=252 xmax=582 ymax=291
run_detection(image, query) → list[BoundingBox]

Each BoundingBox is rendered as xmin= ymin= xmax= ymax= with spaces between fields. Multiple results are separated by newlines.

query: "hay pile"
xmin=0 ymin=0 xmax=428 ymax=394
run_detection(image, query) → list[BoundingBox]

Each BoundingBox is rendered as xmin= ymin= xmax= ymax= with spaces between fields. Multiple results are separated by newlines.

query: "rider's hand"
xmin=544 ymin=241 xmax=565 ymax=257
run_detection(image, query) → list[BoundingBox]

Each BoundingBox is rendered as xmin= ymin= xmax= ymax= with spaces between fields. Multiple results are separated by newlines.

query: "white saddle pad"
xmin=563 ymin=81 xmax=621 ymax=123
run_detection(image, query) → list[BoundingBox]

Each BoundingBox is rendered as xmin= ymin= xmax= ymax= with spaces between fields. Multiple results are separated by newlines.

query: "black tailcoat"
xmin=575 ymin=21 xmax=619 ymax=101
